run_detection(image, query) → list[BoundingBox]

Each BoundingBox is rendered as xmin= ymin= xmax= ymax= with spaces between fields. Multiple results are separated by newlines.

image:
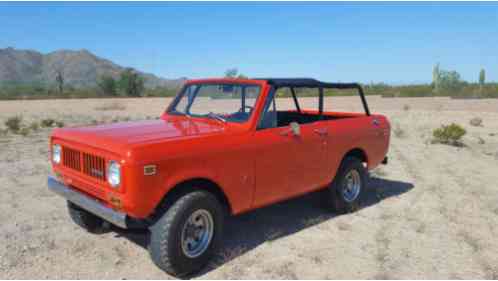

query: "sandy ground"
xmin=1 ymin=96 xmax=498 ymax=279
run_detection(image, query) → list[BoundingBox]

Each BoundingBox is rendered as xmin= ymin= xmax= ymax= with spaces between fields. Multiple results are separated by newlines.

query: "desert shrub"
xmin=18 ymin=127 xmax=30 ymax=136
xmin=5 ymin=116 xmax=22 ymax=132
xmin=469 ymin=117 xmax=483 ymax=127
xmin=41 ymin=118 xmax=55 ymax=127
xmin=95 ymin=101 xmax=126 ymax=111
xmin=29 ymin=122 xmax=40 ymax=131
xmin=55 ymin=121 xmax=65 ymax=128
xmin=403 ymin=104 xmax=410 ymax=111
xmin=432 ymin=123 xmax=466 ymax=146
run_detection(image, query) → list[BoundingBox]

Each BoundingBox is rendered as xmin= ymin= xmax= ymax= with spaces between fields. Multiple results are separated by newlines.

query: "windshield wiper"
xmin=206 ymin=112 xmax=227 ymax=123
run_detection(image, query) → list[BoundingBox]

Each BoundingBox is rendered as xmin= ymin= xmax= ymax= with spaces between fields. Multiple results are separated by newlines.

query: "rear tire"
xmin=326 ymin=157 xmax=367 ymax=214
xmin=148 ymin=190 xmax=224 ymax=277
xmin=67 ymin=201 xmax=105 ymax=234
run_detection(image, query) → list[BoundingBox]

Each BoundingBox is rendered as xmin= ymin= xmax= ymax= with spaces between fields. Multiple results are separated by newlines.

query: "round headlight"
xmin=107 ymin=160 xmax=121 ymax=188
xmin=52 ymin=144 xmax=61 ymax=164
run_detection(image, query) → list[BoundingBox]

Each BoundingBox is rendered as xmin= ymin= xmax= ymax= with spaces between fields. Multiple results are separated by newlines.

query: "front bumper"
xmin=48 ymin=176 xmax=128 ymax=228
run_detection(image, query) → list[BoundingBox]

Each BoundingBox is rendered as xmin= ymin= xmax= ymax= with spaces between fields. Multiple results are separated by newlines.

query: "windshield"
xmin=169 ymin=83 xmax=261 ymax=123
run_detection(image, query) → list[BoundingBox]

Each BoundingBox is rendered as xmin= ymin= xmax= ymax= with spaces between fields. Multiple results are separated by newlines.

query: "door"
xmin=251 ymin=122 xmax=329 ymax=207
xmin=251 ymin=127 xmax=297 ymax=207
xmin=289 ymin=121 xmax=330 ymax=195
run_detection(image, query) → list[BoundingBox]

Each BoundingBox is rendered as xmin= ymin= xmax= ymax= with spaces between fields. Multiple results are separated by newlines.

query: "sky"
xmin=1 ymin=2 xmax=498 ymax=84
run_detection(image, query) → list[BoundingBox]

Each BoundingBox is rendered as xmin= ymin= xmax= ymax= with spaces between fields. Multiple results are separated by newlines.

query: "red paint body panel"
xmin=50 ymin=78 xmax=390 ymax=220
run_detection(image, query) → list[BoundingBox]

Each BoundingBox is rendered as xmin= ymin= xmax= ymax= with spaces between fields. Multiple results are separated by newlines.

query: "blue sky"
xmin=1 ymin=2 xmax=498 ymax=84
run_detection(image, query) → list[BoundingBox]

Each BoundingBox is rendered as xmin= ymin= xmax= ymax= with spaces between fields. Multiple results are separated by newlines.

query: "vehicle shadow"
xmin=112 ymin=176 xmax=413 ymax=278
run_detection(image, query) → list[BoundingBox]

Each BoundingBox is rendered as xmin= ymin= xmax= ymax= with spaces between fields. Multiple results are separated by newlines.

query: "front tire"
xmin=326 ymin=157 xmax=367 ymax=213
xmin=149 ymin=191 xmax=224 ymax=277
xmin=67 ymin=201 xmax=105 ymax=233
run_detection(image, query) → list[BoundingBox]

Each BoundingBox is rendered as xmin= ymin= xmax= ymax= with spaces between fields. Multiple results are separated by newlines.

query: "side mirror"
xmin=290 ymin=122 xmax=300 ymax=136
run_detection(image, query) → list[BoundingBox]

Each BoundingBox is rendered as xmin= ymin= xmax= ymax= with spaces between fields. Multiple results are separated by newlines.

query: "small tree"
xmin=97 ymin=75 xmax=117 ymax=96
xmin=55 ymin=70 xmax=64 ymax=94
xmin=438 ymin=70 xmax=464 ymax=95
xmin=224 ymin=68 xmax=248 ymax=79
xmin=118 ymin=68 xmax=145 ymax=97
xmin=224 ymin=68 xmax=239 ymax=78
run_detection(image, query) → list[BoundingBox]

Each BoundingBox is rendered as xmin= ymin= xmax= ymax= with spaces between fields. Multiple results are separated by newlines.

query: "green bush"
xmin=30 ymin=122 xmax=40 ymax=131
xmin=5 ymin=116 xmax=22 ymax=132
xmin=55 ymin=121 xmax=65 ymax=128
xmin=432 ymin=123 xmax=466 ymax=146
xmin=18 ymin=127 xmax=30 ymax=136
xmin=41 ymin=118 xmax=55 ymax=128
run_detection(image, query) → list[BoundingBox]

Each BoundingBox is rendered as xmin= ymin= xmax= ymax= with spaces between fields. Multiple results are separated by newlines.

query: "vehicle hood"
xmin=52 ymin=118 xmax=226 ymax=154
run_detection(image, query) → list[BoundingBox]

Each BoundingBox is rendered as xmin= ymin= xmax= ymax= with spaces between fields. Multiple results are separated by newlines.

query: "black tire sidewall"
xmin=150 ymin=191 xmax=224 ymax=277
xmin=329 ymin=157 xmax=367 ymax=213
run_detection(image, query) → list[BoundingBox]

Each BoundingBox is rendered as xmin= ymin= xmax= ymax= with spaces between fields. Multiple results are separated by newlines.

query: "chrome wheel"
xmin=181 ymin=209 xmax=214 ymax=258
xmin=342 ymin=169 xmax=361 ymax=202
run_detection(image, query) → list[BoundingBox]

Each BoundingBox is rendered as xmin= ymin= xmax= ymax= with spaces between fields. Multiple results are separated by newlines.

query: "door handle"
xmin=314 ymin=128 xmax=328 ymax=136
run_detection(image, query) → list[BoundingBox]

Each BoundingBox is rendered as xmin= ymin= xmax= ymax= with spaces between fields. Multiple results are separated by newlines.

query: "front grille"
xmin=82 ymin=153 xmax=106 ymax=181
xmin=62 ymin=147 xmax=81 ymax=171
xmin=62 ymin=146 xmax=106 ymax=181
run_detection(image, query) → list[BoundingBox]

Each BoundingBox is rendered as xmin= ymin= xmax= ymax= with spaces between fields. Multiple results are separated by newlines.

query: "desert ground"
xmin=1 ymin=96 xmax=498 ymax=279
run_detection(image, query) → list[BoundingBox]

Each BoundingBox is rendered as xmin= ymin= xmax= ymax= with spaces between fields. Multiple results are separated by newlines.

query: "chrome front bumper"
xmin=48 ymin=176 xmax=128 ymax=228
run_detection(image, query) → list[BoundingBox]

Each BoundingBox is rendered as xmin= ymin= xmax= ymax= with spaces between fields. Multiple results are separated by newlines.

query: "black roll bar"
xmin=259 ymin=79 xmax=370 ymax=116
xmin=289 ymin=87 xmax=301 ymax=113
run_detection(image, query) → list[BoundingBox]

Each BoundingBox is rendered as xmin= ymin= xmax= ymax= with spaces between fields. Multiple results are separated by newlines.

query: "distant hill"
xmin=0 ymin=47 xmax=185 ymax=89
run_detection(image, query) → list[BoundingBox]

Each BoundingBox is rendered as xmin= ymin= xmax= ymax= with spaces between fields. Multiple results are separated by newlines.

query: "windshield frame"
xmin=166 ymin=81 xmax=264 ymax=124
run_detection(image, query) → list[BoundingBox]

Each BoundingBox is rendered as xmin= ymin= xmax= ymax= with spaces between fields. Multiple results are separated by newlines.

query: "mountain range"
xmin=0 ymin=47 xmax=185 ymax=89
